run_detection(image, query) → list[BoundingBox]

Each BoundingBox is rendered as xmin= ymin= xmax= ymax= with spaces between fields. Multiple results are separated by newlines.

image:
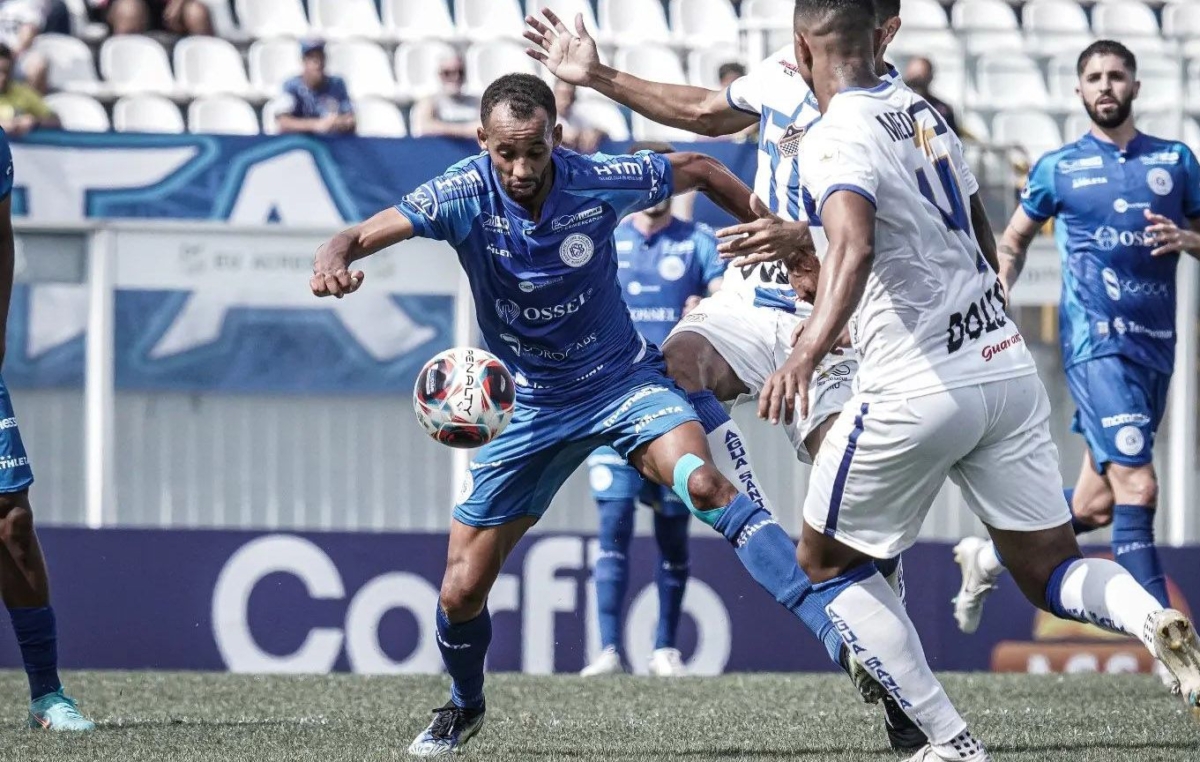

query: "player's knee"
xmin=439 ymin=581 xmax=487 ymax=622
xmin=1112 ymin=469 xmax=1158 ymax=507
xmin=1074 ymin=489 xmax=1115 ymax=527
xmin=685 ymin=464 xmax=737 ymax=511
xmin=0 ymin=492 xmax=33 ymax=544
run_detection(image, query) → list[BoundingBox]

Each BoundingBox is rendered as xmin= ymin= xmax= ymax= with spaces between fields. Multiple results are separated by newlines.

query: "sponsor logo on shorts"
xmin=1115 ymin=425 xmax=1145 ymax=457
xmin=552 ymin=206 xmax=604 ymax=232
xmin=1100 ymin=412 xmax=1150 ymax=428
xmin=559 ymin=233 xmax=594 ymax=268
xmin=981 ymin=333 xmax=1024 ymax=362
xmin=589 ymin=464 xmax=614 ymax=493
xmin=633 ymin=406 xmax=685 ymax=433
xmin=603 ymin=386 xmax=669 ymax=428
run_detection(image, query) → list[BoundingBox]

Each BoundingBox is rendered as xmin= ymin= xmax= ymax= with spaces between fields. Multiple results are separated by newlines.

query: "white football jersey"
xmin=800 ymin=81 xmax=1036 ymax=400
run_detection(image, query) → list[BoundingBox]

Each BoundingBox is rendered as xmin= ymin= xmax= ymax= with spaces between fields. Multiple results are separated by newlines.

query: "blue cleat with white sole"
xmin=29 ymin=689 xmax=95 ymax=732
xmin=408 ymin=701 xmax=485 ymax=756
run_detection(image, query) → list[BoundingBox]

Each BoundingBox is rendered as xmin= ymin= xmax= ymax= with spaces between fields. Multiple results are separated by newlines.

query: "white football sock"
xmin=1051 ymin=558 xmax=1162 ymax=650
xmin=706 ymin=418 xmax=777 ymax=514
xmin=825 ymin=571 xmax=969 ymax=745
xmin=978 ymin=541 xmax=1005 ymax=580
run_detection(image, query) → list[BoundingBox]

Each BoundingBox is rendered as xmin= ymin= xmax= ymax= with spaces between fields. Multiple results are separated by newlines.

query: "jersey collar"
xmin=1081 ymin=129 xmax=1149 ymax=157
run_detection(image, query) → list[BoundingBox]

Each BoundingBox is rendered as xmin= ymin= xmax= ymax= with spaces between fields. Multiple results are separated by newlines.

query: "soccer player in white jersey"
xmin=759 ymin=1 xmax=1200 ymax=758
xmin=524 ymin=3 xmax=926 ymax=752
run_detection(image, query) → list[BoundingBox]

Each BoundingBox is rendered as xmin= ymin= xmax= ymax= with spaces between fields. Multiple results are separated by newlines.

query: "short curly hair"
xmin=481 ymin=73 xmax=557 ymax=126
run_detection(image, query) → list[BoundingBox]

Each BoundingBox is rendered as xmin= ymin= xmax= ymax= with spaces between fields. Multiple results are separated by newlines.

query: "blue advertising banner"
xmin=0 ymin=528 xmax=1193 ymax=675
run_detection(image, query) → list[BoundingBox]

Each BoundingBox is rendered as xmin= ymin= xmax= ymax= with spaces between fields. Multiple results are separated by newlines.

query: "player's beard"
xmin=505 ymin=162 xmax=553 ymax=203
xmin=1085 ymin=92 xmax=1133 ymax=130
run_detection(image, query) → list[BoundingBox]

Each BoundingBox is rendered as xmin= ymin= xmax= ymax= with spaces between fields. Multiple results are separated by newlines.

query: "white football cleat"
xmin=1147 ymin=609 xmax=1200 ymax=716
xmin=952 ymin=537 xmax=998 ymax=635
xmin=580 ymin=646 xmax=625 ymax=677
xmin=904 ymin=744 xmax=991 ymax=762
xmin=647 ymin=648 xmax=687 ymax=677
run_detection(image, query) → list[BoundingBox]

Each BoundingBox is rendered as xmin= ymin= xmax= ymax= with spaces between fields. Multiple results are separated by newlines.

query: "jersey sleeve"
xmin=394 ymin=160 xmax=483 ymax=246
xmin=589 ymin=150 xmax=674 ymax=218
xmin=1019 ymin=153 xmax=1058 ymax=223
xmin=692 ymin=227 xmax=726 ymax=287
xmin=725 ymin=72 xmax=763 ymax=116
xmin=1179 ymin=144 xmax=1200 ymax=219
xmin=800 ymin=122 xmax=878 ymax=217
xmin=333 ymin=78 xmax=354 ymax=115
xmin=0 ymin=133 xmax=13 ymax=201
xmin=949 ymin=132 xmax=979 ymax=197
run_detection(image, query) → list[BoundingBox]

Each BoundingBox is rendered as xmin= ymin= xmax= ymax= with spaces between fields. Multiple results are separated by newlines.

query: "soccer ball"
xmin=413 ymin=347 xmax=516 ymax=448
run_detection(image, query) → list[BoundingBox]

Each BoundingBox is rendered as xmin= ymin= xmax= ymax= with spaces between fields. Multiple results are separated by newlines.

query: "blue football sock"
xmin=1111 ymin=504 xmax=1170 ymax=608
xmin=435 ymin=606 xmax=490 ymax=710
xmin=595 ymin=498 xmax=635 ymax=652
xmin=8 ymin=606 xmax=61 ymax=701
xmin=652 ymin=512 xmax=689 ymax=650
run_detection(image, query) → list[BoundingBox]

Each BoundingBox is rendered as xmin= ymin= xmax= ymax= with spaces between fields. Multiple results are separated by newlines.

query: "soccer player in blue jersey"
xmin=952 ymin=40 xmax=1200 ymax=648
xmin=311 ymin=74 xmax=869 ymax=756
xmin=579 ymin=141 xmax=725 ymax=679
xmin=0 ymin=133 xmax=93 ymax=730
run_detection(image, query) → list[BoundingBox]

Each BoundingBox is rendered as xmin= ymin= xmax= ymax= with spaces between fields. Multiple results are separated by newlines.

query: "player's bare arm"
xmin=1144 ymin=210 xmax=1200 ymax=258
xmin=310 ymin=207 xmax=414 ymax=298
xmin=970 ymin=193 xmax=1001 ymax=274
xmin=667 ymin=152 xmax=756 ymax=224
xmin=759 ymin=191 xmax=876 ymax=426
xmin=996 ymin=206 xmax=1042 ymax=296
xmin=524 ymin=9 xmax=756 ymax=137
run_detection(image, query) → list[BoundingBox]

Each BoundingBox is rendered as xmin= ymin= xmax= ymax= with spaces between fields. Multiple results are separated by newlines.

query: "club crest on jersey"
xmin=405 ymin=184 xmax=438 ymax=220
xmin=658 ymin=255 xmax=687 ymax=281
xmin=560 ymin=233 xmax=594 ymax=268
xmin=495 ymin=299 xmax=519 ymax=325
xmin=1146 ymin=168 xmax=1173 ymax=196
xmin=779 ymin=124 xmax=808 ymax=158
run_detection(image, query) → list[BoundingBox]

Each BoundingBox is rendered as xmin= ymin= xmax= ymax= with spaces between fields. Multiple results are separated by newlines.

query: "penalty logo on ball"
xmin=413 ymin=347 xmax=516 ymax=449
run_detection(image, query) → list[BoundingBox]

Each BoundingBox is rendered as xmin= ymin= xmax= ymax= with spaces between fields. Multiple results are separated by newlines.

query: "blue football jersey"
xmin=0 ymin=129 xmax=11 ymax=200
xmin=613 ymin=217 xmax=724 ymax=346
xmin=396 ymin=147 xmax=675 ymax=405
xmin=1023 ymin=132 xmax=1200 ymax=374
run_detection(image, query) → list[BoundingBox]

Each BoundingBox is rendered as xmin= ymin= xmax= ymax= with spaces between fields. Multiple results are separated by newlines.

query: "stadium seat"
xmin=354 ymin=97 xmax=408 ymax=137
xmin=1188 ymin=59 xmax=1200 ymax=115
xmin=571 ymin=98 xmax=630 ymax=141
xmin=187 ymin=95 xmax=260 ymax=135
xmin=234 ymin=0 xmax=310 ymax=39
xmin=527 ymin=0 xmax=600 ymax=38
xmin=464 ymin=41 xmax=539 ymax=96
xmin=992 ymin=110 xmax=1063 ymax=160
xmin=454 ymin=0 xmax=524 ymax=41
xmin=113 ymin=94 xmax=185 ymax=133
xmin=598 ymin=0 xmax=672 ymax=45
xmin=1134 ymin=55 xmax=1184 ymax=113
xmin=890 ymin=0 xmax=959 ymax=59
xmin=740 ymin=0 xmax=790 ymax=24
xmin=1046 ymin=53 xmax=1081 ymax=111
xmin=973 ymin=54 xmax=1050 ymax=111
xmin=631 ymin=111 xmax=695 ymax=142
xmin=395 ymin=40 xmax=458 ymax=100
xmin=1139 ymin=113 xmax=1200 ymax=146
xmin=613 ymin=45 xmax=686 ymax=87
xmin=174 ymin=37 xmax=252 ymax=98
xmin=43 ymin=92 xmax=110 ymax=132
xmin=261 ymin=96 xmax=288 ymax=135
xmin=687 ymin=47 xmax=743 ymax=89
xmin=669 ymin=0 xmax=739 ymax=48
xmin=1021 ymin=0 xmax=1093 ymax=57
xmin=1092 ymin=1 xmax=1163 ymax=53
xmin=327 ymin=41 xmax=398 ymax=101
xmin=951 ymin=0 xmax=1023 ymax=55
xmin=99 ymin=35 xmax=176 ymax=96
xmin=383 ymin=0 xmax=456 ymax=42
xmin=899 ymin=0 xmax=949 ymax=29
xmin=1163 ymin=1 xmax=1200 ymax=49
xmin=1064 ymin=111 xmax=1092 ymax=142
xmin=961 ymin=111 xmax=991 ymax=143
xmin=311 ymin=0 xmax=385 ymax=41
xmin=921 ymin=52 xmax=969 ymax=111
xmin=249 ymin=39 xmax=302 ymax=99
xmin=29 ymin=33 xmax=102 ymax=95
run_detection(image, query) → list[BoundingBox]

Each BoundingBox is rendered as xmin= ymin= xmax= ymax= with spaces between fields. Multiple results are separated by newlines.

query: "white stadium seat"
xmin=900 ymin=0 xmax=949 ymax=29
xmin=890 ymin=0 xmax=959 ymax=58
xmin=687 ymin=47 xmax=743 ymax=89
xmin=188 ymin=95 xmax=260 ymax=135
xmin=1163 ymin=2 xmax=1200 ymax=39
xmin=395 ymin=40 xmax=458 ymax=100
xmin=113 ymin=94 xmax=185 ymax=134
xmin=598 ymin=0 xmax=671 ymax=45
xmin=631 ymin=112 xmax=694 ymax=142
xmin=100 ymin=36 xmax=176 ymax=96
xmin=327 ymin=41 xmax=398 ymax=100
xmin=464 ymin=41 xmax=539 ymax=96
xmin=961 ymin=111 xmax=991 ymax=143
xmin=1139 ymin=114 xmax=1200 ymax=146
xmin=354 ymin=97 xmax=408 ymax=137
xmin=973 ymin=54 xmax=1049 ymax=111
xmin=30 ymin=33 xmax=102 ymax=95
xmin=1064 ymin=111 xmax=1092 ymax=142
xmin=311 ymin=0 xmax=385 ymax=41
xmin=1092 ymin=1 xmax=1162 ymax=52
xmin=234 ymin=0 xmax=310 ymax=39
xmin=613 ymin=45 xmax=686 ymax=87
xmin=383 ymin=0 xmax=456 ymax=42
xmin=992 ymin=110 xmax=1063 ymax=160
xmin=740 ymin=0 xmax=790 ymax=23
xmin=261 ymin=96 xmax=289 ymax=135
xmin=923 ymin=52 xmax=969 ymax=111
xmin=1046 ymin=53 xmax=1081 ymax=111
xmin=454 ymin=0 xmax=524 ymax=41
xmin=1134 ymin=55 xmax=1184 ymax=113
xmin=174 ymin=37 xmax=251 ymax=98
xmin=44 ymin=92 xmax=110 ymax=132
xmin=670 ymin=0 xmax=739 ymax=48
xmin=571 ymin=98 xmax=630 ymax=141
xmin=527 ymin=0 xmax=600 ymax=38
xmin=1022 ymin=0 xmax=1093 ymax=57
xmin=951 ymin=0 xmax=1023 ymax=54
xmin=249 ymin=39 xmax=301 ymax=98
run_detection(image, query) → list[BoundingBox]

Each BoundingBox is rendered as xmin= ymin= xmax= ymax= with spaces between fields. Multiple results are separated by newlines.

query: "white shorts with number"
xmin=667 ymin=290 xmax=855 ymax=464
xmin=803 ymin=372 xmax=1071 ymax=558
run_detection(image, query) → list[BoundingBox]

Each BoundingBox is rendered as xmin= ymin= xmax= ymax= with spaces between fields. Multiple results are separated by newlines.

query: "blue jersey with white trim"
xmin=1022 ymin=132 xmax=1200 ymax=374
xmin=613 ymin=217 xmax=724 ymax=346
xmin=396 ymin=147 xmax=674 ymax=406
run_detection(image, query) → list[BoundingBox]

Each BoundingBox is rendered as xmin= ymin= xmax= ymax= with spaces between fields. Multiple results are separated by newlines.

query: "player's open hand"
xmin=790 ymin=320 xmax=849 ymax=354
xmin=759 ymin=351 xmax=815 ymax=426
xmin=311 ymin=243 xmax=364 ymax=299
xmin=716 ymin=195 xmax=815 ymax=268
xmin=524 ymin=9 xmax=600 ymax=86
xmin=1144 ymin=209 xmax=1200 ymax=257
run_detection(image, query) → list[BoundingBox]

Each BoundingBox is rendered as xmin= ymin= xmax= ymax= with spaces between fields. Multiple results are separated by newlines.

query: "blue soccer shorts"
xmin=453 ymin=367 xmax=698 ymax=527
xmin=586 ymin=447 xmax=689 ymax=517
xmin=0 ymin=377 xmax=33 ymax=493
xmin=1066 ymin=355 xmax=1171 ymax=471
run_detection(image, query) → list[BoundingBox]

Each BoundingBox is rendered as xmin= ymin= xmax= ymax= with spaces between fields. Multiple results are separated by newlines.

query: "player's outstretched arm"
xmin=668 ymin=152 xmax=756 ymax=224
xmin=1144 ymin=210 xmax=1200 ymax=258
xmin=996 ymin=207 xmax=1041 ymax=296
xmin=759 ymin=192 xmax=875 ymax=426
xmin=970 ymin=193 xmax=1001 ymax=274
xmin=311 ymin=207 xmax=414 ymax=298
xmin=524 ymin=9 xmax=756 ymax=138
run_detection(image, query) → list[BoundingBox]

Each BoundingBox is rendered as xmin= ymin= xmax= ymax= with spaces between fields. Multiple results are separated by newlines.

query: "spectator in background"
xmin=717 ymin=62 xmax=746 ymax=89
xmin=0 ymin=0 xmax=48 ymax=95
xmin=555 ymin=80 xmax=605 ymax=153
xmin=275 ymin=40 xmax=356 ymax=135
xmin=410 ymin=53 xmax=479 ymax=139
xmin=903 ymin=56 xmax=960 ymax=135
xmin=103 ymin=0 xmax=213 ymax=37
xmin=0 ymin=44 xmax=57 ymax=136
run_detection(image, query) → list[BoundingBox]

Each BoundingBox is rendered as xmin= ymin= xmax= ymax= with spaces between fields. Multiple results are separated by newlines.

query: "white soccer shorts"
xmin=803 ymin=372 xmax=1071 ymax=558
xmin=667 ymin=290 xmax=854 ymax=463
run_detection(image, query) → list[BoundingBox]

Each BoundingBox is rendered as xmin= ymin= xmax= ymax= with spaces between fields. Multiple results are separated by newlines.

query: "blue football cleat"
xmin=408 ymin=701 xmax=485 ymax=756
xmin=28 ymin=689 xmax=95 ymax=732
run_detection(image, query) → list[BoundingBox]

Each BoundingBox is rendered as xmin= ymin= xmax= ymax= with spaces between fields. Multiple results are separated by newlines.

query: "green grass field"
xmin=0 ymin=671 xmax=1196 ymax=761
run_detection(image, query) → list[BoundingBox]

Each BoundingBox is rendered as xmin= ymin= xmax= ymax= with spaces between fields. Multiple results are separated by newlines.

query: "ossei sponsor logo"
xmin=521 ymin=289 xmax=593 ymax=323
xmin=1093 ymin=226 xmax=1150 ymax=251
